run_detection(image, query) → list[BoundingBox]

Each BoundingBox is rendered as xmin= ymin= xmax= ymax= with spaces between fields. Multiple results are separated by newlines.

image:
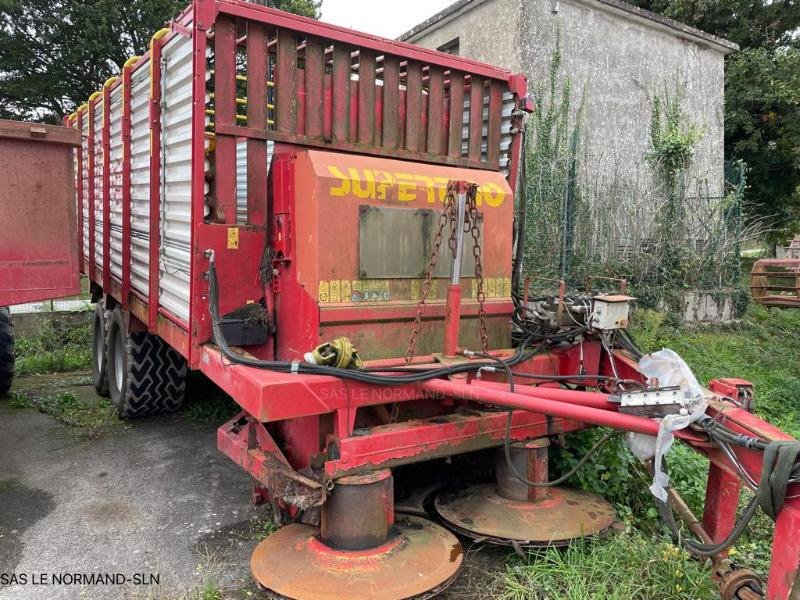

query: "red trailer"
xmin=67 ymin=2 xmax=799 ymax=598
xmin=0 ymin=120 xmax=82 ymax=395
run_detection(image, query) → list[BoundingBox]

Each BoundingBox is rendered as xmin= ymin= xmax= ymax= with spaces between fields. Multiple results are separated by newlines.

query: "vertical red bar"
xmin=332 ymin=45 xmax=350 ymax=143
xmin=405 ymin=62 xmax=422 ymax=153
xmin=214 ymin=16 xmax=237 ymax=224
xmin=305 ymin=37 xmax=324 ymax=139
xmin=75 ymin=110 xmax=85 ymax=274
xmin=276 ymin=29 xmax=298 ymax=134
xmin=486 ymin=81 xmax=502 ymax=167
xmin=87 ymin=95 xmax=98 ymax=284
xmin=148 ymin=31 xmax=167 ymax=333
xmin=426 ymin=66 xmax=444 ymax=155
xmin=701 ymin=463 xmax=741 ymax=548
xmin=447 ymin=72 xmax=464 ymax=158
xmin=102 ymin=81 xmax=113 ymax=291
xmin=468 ymin=75 xmax=484 ymax=162
xmin=190 ymin=0 xmax=214 ymax=366
xmin=382 ymin=56 xmax=399 ymax=150
xmin=247 ymin=22 xmax=268 ymax=227
xmin=121 ymin=62 xmax=134 ymax=309
xmin=357 ymin=51 xmax=375 ymax=145
xmin=767 ymin=503 xmax=800 ymax=600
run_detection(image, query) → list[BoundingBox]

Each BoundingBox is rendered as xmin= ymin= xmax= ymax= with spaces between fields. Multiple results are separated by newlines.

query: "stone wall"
xmin=403 ymin=0 xmax=736 ymax=197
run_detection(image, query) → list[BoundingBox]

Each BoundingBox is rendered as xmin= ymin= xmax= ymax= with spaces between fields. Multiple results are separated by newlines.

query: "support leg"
xmin=702 ymin=463 xmax=741 ymax=551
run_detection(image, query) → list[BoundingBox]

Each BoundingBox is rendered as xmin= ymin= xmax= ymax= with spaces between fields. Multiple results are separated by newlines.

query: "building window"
xmin=437 ymin=38 xmax=460 ymax=55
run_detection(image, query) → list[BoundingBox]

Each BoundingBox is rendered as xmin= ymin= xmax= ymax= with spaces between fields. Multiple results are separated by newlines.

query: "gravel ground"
xmin=0 ymin=371 xmax=510 ymax=600
xmin=0 ymin=372 xmax=261 ymax=600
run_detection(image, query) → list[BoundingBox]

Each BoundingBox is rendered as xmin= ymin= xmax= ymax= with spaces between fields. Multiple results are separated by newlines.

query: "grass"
xmin=14 ymin=318 xmax=92 ymax=375
xmin=505 ymin=298 xmax=800 ymax=598
xmin=8 ymin=385 xmax=123 ymax=437
xmin=499 ymin=531 xmax=717 ymax=600
xmin=181 ymin=374 xmax=241 ymax=424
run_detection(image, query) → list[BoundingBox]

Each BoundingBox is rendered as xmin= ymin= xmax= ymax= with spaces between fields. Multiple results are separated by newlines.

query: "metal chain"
xmin=405 ymin=183 xmax=458 ymax=363
xmin=466 ymin=184 xmax=489 ymax=354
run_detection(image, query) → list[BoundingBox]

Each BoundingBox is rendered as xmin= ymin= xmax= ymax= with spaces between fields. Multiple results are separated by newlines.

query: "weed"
xmin=528 ymin=298 xmax=800 ymax=597
xmin=181 ymin=374 xmax=241 ymax=424
xmin=498 ymin=531 xmax=717 ymax=600
xmin=20 ymin=388 xmax=121 ymax=437
xmin=6 ymin=391 xmax=31 ymax=408
xmin=193 ymin=582 xmax=222 ymax=600
xmin=15 ymin=319 xmax=92 ymax=375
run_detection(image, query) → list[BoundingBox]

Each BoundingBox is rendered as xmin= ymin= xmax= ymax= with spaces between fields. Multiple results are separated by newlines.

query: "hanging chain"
xmin=465 ymin=184 xmax=489 ymax=354
xmin=405 ymin=183 xmax=458 ymax=363
xmin=405 ymin=181 xmax=488 ymax=362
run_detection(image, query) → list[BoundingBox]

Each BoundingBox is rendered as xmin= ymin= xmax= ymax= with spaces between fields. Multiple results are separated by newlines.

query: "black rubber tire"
xmin=92 ymin=301 xmax=110 ymax=397
xmin=0 ymin=307 xmax=14 ymax=397
xmin=106 ymin=307 xmax=187 ymax=418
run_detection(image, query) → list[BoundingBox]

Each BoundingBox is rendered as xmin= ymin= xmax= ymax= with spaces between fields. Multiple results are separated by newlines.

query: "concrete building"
xmin=401 ymin=0 xmax=738 ymax=197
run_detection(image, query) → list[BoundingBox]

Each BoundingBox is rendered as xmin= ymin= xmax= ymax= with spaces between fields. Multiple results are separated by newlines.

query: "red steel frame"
xmin=67 ymin=2 xmax=800 ymax=598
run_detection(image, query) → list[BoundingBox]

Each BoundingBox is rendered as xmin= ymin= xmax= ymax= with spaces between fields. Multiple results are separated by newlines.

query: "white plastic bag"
xmin=631 ymin=349 xmax=708 ymax=502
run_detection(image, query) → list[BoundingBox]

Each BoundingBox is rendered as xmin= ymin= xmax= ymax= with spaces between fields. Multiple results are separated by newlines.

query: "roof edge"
xmin=399 ymin=0 xmax=739 ymax=54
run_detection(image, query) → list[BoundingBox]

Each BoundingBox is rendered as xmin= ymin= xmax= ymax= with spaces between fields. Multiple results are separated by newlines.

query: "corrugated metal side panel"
xmin=108 ymin=85 xmax=124 ymax=282
xmin=130 ymin=64 xmax=151 ymax=297
xmin=159 ymin=34 xmax=193 ymax=323
xmin=81 ymin=116 xmax=89 ymax=263
xmin=461 ymin=91 xmax=515 ymax=177
xmin=93 ymin=101 xmax=104 ymax=271
xmin=235 ymin=139 xmax=274 ymax=225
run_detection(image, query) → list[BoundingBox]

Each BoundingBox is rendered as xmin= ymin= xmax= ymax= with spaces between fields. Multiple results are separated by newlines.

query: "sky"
xmin=318 ymin=0 xmax=456 ymax=39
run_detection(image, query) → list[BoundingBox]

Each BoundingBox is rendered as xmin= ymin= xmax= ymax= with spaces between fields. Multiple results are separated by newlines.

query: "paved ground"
xmin=0 ymin=372 xmax=505 ymax=600
xmin=0 ymin=374 xmax=260 ymax=600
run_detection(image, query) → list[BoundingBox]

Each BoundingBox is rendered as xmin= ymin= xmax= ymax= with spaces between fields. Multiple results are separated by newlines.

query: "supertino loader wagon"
xmin=68 ymin=1 xmax=800 ymax=597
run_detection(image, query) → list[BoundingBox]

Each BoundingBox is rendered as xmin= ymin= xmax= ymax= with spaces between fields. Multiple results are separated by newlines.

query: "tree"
xmin=0 ymin=0 xmax=321 ymax=123
xmin=726 ymin=48 xmax=800 ymax=236
xmin=628 ymin=0 xmax=800 ymax=240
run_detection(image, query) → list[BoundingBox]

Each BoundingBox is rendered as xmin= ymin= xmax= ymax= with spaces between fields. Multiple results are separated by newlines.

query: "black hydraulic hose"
xmin=208 ymin=255 xmax=533 ymax=385
xmin=503 ymin=418 xmax=621 ymax=488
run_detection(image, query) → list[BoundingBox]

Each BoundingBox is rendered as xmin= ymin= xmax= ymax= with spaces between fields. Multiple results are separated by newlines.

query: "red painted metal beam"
xmin=87 ymin=96 xmax=97 ymax=283
xmin=75 ymin=110 xmax=85 ymax=275
xmin=121 ymin=62 xmax=133 ymax=310
xmin=102 ymin=81 xmax=112 ymax=292
xmin=327 ymin=410 xmax=586 ymax=477
xmin=148 ymin=31 xmax=165 ymax=333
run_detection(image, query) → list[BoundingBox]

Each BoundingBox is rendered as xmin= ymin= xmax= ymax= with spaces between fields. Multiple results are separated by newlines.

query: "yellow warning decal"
xmin=227 ymin=227 xmax=239 ymax=249
xmin=318 ymin=281 xmax=330 ymax=303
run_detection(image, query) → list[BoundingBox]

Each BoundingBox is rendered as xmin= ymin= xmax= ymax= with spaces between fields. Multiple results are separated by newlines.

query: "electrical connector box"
xmin=591 ymin=295 xmax=634 ymax=330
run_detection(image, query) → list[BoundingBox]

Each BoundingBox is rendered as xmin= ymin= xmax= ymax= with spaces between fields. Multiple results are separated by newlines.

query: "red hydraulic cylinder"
xmin=443 ymin=284 xmax=462 ymax=357
xmin=420 ymin=377 xmax=662 ymax=436
xmin=442 ymin=180 xmax=470 ymax=357
xmin=474 ymin=380 xmax=618 ymax=411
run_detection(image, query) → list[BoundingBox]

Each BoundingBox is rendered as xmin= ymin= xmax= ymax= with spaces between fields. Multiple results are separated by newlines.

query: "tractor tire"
xmin=92 ymin=301 xmax=110 ymax=397
xmin=106 ymin=307 xmax=187 ymax=418
xmin=0 ymin=307 xmax=14 ymax=397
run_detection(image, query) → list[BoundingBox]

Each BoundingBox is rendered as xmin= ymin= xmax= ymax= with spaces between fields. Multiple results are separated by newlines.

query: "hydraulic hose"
xmin=208 ymin=254 xmax=537 ymax=386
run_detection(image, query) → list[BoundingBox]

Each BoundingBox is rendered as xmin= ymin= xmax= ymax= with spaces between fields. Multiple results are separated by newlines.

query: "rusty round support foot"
xmin=251 ymin=469 xmax=464 ymax=599
xmin=435 ymin=438 xmax=615 ymax=547
xmin=496 ymin=439 xmax=550 ymax=503
xmin=321 ymin=469 xmax=393 ymax=550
